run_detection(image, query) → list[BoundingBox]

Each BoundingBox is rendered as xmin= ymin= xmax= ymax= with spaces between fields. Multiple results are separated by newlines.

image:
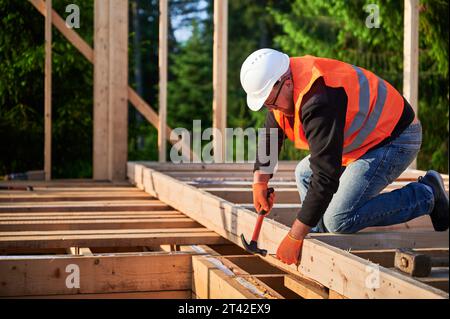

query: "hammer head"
xmin=240 ymin=234 xmax=267 ymax=256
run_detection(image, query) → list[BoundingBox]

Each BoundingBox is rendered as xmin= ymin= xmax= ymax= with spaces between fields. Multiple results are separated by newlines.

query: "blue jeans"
xmin=295 ymin=122 xmax=434 ymax=233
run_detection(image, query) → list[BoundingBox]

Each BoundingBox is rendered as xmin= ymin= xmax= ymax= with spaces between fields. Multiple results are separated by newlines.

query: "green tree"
xmin=0 ymin=0 xmax=94 ymax=178
xmin=167 ymin=20 xmax=213 ymax=131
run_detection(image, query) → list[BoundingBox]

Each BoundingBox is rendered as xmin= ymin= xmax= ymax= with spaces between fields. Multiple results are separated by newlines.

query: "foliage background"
xmin=0 ymin=0 xmax=448 ymax=177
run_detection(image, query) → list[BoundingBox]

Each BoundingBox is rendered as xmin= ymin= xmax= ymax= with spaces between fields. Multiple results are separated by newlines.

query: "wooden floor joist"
xmin=1 ymin=163 xmax=448 ymax=299
xmin=0 ymin=251 xmax=194 ymax=297
xmin=128 ymin=161 xmax=449 ymax=299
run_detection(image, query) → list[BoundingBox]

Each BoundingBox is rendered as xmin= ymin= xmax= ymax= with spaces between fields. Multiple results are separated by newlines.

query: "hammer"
xmin=394 ymin=248 xmax=449 ymax=277
xmin=240 ymin=187 xmax=274 ymax=256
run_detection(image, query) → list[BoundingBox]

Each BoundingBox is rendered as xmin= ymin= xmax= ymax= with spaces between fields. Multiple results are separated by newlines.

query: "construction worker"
xmin=240 ymin=48 xmax=449 ymax=266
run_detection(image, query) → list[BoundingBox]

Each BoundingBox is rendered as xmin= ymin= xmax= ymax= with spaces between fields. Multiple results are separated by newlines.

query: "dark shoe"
xmin=418 ymin=170 xmax=449 ymax=231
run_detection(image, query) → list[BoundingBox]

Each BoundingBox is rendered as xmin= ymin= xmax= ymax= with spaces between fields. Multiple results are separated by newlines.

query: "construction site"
xmin=0 ymin=0 xmax=449 ymax=301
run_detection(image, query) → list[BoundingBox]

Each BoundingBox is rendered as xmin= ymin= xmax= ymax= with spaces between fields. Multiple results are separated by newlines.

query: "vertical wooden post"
xmin=93 ymin=0 xmax=110 ymax=180
xmin=44 ymin=0 xmax=52 ymax=180
xmin=403 ymin=0 xmax=419 ymax=169
xmin=212 ymin=0 xmax=228 ymax=163
xmin=93 ymin=0 xmax=128 ymax=180
xmin=108 ymin=0 xmax=129 ymax=180
xmin=158 ymin=0 xmax=168 ymax=162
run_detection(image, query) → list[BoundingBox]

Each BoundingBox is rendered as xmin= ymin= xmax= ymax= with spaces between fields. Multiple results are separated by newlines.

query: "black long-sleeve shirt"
xmin=254 ymin=77 xmax=415 ymax=227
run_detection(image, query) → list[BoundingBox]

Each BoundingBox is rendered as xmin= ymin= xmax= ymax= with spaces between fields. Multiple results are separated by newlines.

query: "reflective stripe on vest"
xmin=343 ymin=66 xmax=388 ymax=154
xmin=271 ymin=56 xmax=405 ymax=166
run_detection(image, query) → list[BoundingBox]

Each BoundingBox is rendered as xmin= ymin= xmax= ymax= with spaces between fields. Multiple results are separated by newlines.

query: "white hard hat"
xmin=240 ymin=48 xmax=290 ymax=111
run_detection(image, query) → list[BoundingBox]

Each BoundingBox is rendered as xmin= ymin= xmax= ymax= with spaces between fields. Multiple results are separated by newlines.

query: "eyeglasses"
xmin=264 ymin=74 xmax=291 ymax=110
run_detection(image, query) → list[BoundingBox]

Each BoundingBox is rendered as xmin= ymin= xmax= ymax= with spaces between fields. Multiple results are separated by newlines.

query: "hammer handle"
xmin=251 ymin=214 xmax=265 ymax=242
xmin=251 ymin=188 xmax=274 ymax=242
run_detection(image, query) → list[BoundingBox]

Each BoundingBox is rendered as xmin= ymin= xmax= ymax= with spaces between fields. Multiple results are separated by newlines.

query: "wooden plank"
xmin=44 ymin=0 xmax=52 ymax=181
xmin=107 ymin=0 xmax=128 ymax=180
xmin=219 ymin=256 xmax=286 ymax=275
xmin=0 ymin=200 xmax=171 ymax=213
xmin=329 ymin=290 xmax=347 ymax=299
xmin=212 ymin=0 xmax=228 ymax=162
xmin=0 ymin=227 xmax=217 ymax=237
xmin=93 ymin=0 xmax=110 ymax=180
xmin=298 ymin=239 xmax=449 ymax=299
xmin=0 ymin=248 xmax=67 ymax=255
xmin=143 ymin=162 xmax=299 ymax=172
xmin=0 ymin=252 xmax=194 ymax=297
xmin=0 ymin=217 xmax=199 ymax=231
xmin=252 ymin=275 xmax=301 ymax=299
xmin=12 ymin=290 xmax=192 ymax=299
xmin=135 ymin=162 xmax=444 ymax=181
xmin=217 ymin=255 xmax=327 ymax=299
xmin=337 ymin=247 xmax=449 ymax=270
xmin=403 ymin=0 xmax=419 ymax=169
xmin=284 ymin=275 xmax=329 ymax=299
xmin=192 ymin=255 xmax=266 ymax=299
xmin=0 ymin=181 xmax=132 ymax=188
xmin=0 ymin=229 xmax=227 ymax=249
xmin=158 ymin=0 xmax=168 ymax=162
xmin=0 ymin=211 xmax=184 ymax=220
xmin=0 ymin=193 xmax=152 ymax=202
xmin=309 ymin=232 xmax=449 ymax=250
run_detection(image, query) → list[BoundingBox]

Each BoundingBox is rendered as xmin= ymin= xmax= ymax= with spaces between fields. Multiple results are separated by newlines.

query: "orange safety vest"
xmin=272 ymin=56 xmax=405 ymax=166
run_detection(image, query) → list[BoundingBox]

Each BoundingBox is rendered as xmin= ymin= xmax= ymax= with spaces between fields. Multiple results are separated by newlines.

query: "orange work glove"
xmin=252 ymin=182 xmax=275 ymax=216
xmin=276 ymin=234 xmax=304 ymax=265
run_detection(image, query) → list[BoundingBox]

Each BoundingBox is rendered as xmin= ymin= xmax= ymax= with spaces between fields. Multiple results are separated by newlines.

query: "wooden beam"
xmin=212 ymin=0 xmax=228 ymax=163
xmin=0 ymin=217 xmax=199 ymax=231
xmin=0 ymin=192 xmax=151 ymax=202
xmin=192 ymin=255 xmax=266 ymax=299
xmin=0 ymin=252 xmax=194 ymax=297
xmin=0 ymin=228 xmax=227 ymax=249
xmin=309 ymin=231 xmax=449 ymax=250
xmin=0 ymin=200 xmax=171 ymax=213
xmin=403 ymin=0 xmax=419 ymax=169
xmin=0 ymin=211 xmax=184 ymax=219
xmin=298 ymin=238 xmax=448 ymax=299
xmin=29 ymin=0 xmax=93 ymax=62
xmin=284 ymin=275 xmax=329 ymax=299
xmin=93 ymin=0 xmax=110 ymax=180
xmin=12 ymin=290 xmax=191 ymax=299
xmin=44 ymin=0 xmax=52 ymax=180
xmin=158 ymin=0 xmax=168 ymax=162
xmin=107 ymin=0 xmax=128 ymax=180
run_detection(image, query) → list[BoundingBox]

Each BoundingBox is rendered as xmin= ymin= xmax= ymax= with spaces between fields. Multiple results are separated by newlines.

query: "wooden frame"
xmin=44 ymin=0 xmax=52 ymax=180
xmin=212 ymin=0 xmax=228 ymax=163
xmin=127 ymin=161 xmax=449 ymax=299
xmin=28 ymin=0 xmax=197 ymax=181
xmin=158 ymin=0 xmax=168 ymax=162
xmin=403 ymin=0 xmax=419 ymax=169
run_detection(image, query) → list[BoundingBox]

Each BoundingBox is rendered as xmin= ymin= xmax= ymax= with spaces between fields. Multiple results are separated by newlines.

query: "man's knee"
xmin=322 ymin=211 xmax=357 ymax=234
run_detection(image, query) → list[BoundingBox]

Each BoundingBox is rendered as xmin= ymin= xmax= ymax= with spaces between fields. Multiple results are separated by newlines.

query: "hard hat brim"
xmin=247 ymin=95 xmax=267 ymax=111
xmin=245 ymin=53 xmax=290 ymax=112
